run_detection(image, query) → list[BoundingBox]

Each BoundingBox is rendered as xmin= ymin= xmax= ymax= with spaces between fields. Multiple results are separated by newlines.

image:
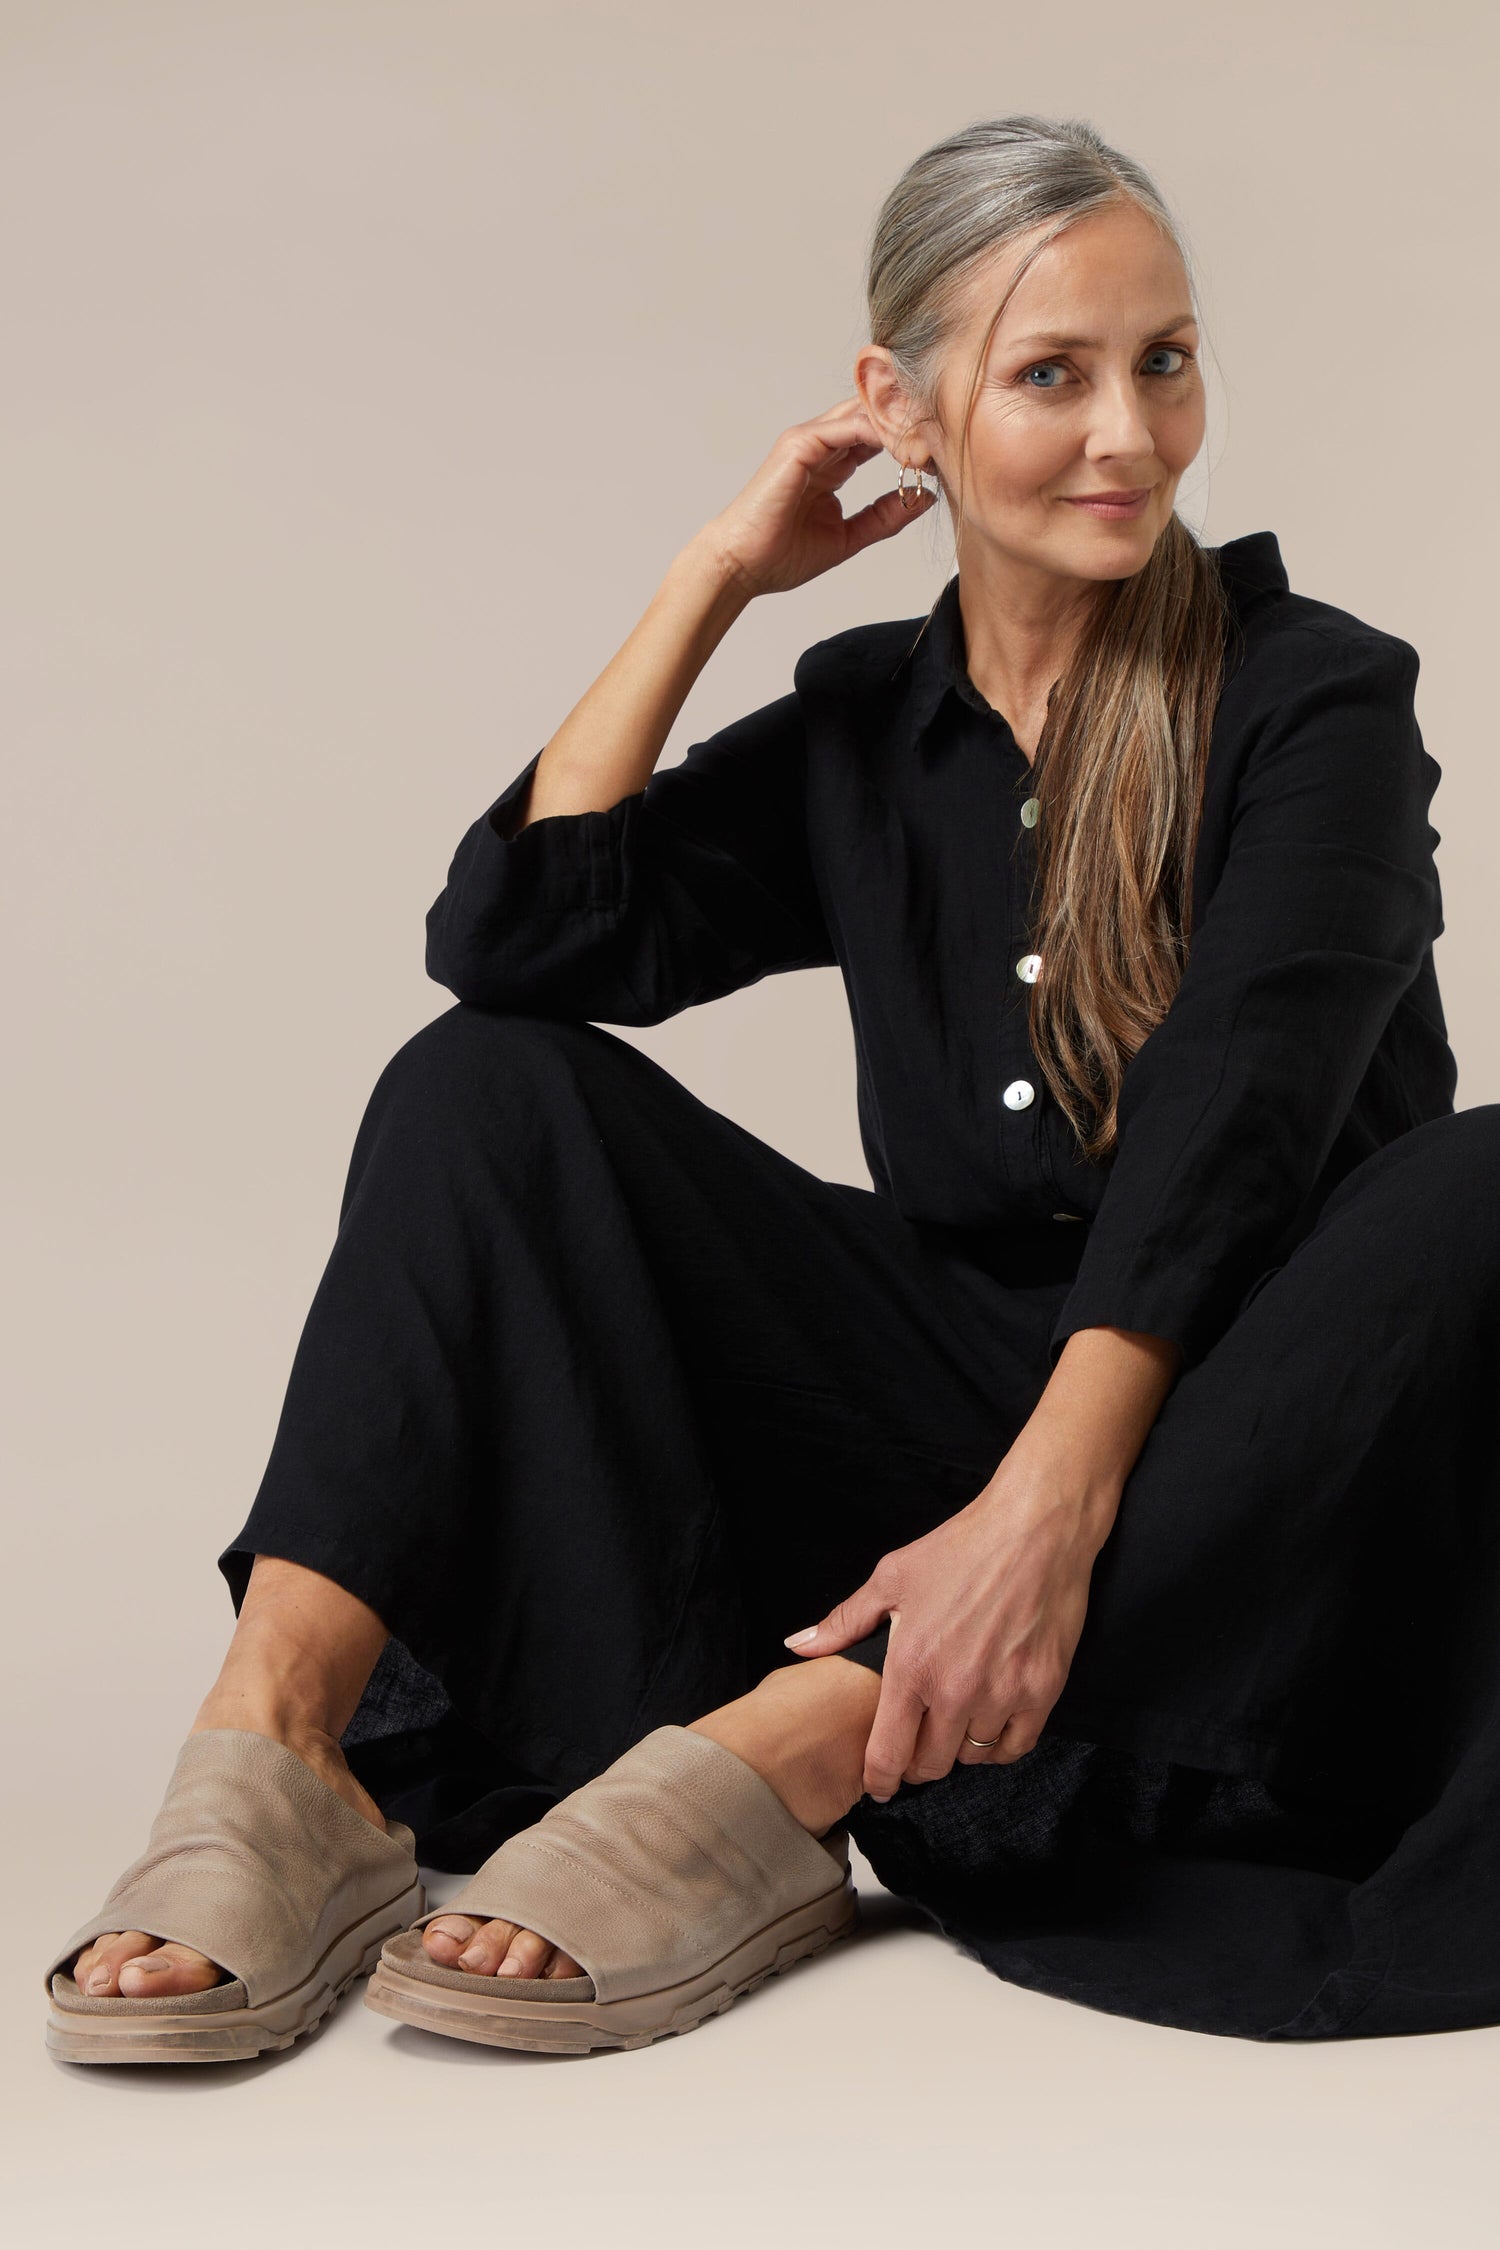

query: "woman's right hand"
xmin=694 ymin=397 xmax=939 ymax=600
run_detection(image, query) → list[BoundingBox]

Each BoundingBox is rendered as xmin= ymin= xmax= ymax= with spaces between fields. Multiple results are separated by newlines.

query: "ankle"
xmin=194 ymin=1607 xmax=374 ymax=1746
xmin=689 ymin=1657 xmax=880 ymax=1835
xmin=188 ymin=1691 xmax=388 ymax=1833
xmin=190 ymin=1673 xmax=343 ymax=1753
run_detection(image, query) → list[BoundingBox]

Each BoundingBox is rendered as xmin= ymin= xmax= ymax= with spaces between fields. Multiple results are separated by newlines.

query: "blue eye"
xmin=1019 ymin=345 xmax=1194 ymax=392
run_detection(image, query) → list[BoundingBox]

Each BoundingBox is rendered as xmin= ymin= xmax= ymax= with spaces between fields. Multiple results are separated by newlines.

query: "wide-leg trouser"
xmin=220 ymin=1003 xmax=1500 ymax=2038
xmin=222 ymin=1003 xmax=1082 ymax=1801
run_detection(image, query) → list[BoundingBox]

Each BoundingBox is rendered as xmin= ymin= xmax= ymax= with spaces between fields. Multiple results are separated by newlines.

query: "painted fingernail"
xmin=783 ymin=1627 xmax=818 ymax=1647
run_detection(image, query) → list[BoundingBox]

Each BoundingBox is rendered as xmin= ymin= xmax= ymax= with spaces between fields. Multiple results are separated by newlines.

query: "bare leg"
xmin=70 ymin=1554 xmax=390 ymax=1999
xmin=422 ymin=1654 xmax=882 ymax=1981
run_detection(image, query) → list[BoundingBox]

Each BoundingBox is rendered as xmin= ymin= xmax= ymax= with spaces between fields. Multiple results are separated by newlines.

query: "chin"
xmin=1061 ymin=513 xmax=1163 ymax=567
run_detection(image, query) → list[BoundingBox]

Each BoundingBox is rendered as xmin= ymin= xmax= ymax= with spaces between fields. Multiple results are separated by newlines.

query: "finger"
xmin=806 ymin=394 xmax=881 ymax=434
xmin=954 ymin=1705 xmax=1014 ymax=1763
xmin=902 ymin=1697 xmax=978 ymax=1785
xmin=784 ymin=400 xmax=886 ymax=471
xmin=784 ymin=1580 xmax=889 ymax=1658
xmin=992 ymin=1710 xmax=1045 ymax=1765
xmin=861 ymin=1666 xmax=927 ymax=1802
xmin=814 ymin=441 xmax=890 ymax=498
xmin=841 ymin=484 xmax=939 ymax=554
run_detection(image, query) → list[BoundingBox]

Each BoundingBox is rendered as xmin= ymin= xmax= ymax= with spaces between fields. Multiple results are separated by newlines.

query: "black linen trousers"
xmin=219 ymin=1000 xmax=1500 ymax=2040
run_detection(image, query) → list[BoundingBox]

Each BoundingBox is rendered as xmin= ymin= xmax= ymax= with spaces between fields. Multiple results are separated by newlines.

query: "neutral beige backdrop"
xmin=4 ymin=2 xmax=1497 ymax=2244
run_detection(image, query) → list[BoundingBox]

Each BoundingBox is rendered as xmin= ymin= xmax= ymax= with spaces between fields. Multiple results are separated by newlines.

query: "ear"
xmin=853 ymin=344 xmax=925 ymax=469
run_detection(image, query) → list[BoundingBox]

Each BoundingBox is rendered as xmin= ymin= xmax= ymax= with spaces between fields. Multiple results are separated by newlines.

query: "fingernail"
xmin=783 ymin=1627 xmax=818 ymax=1647
xmin=869 ymin=1791 xmax=892 ymax=1803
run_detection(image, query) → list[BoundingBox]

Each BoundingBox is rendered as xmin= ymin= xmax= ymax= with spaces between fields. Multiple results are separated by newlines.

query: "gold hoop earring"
xmin=896 ymin=460 xmax=930 ymax=510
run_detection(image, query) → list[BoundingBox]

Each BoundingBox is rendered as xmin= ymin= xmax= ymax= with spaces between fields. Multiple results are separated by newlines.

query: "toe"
xmin=71 ymin=1932 xmax=227 ymax=1999
xmin=421 ymin=1914 xmax=588 ymax=1980
xmin=495 ymin=1926 xmax=560 ymax=1979
xmin=72 ymin=1931 xmax=164 ymax=1998
xmin=453 ymin=1919 xmax=522 ymax=1975
xmin=116 ymin=1941 xmax=225 ymax=1997
xmin=423 ymin=1914 xmax=487 ymax=1965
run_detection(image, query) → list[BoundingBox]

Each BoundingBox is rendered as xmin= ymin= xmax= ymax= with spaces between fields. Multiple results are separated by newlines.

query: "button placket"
xmin=995 ymin=775 xmax=1050 ymax=1205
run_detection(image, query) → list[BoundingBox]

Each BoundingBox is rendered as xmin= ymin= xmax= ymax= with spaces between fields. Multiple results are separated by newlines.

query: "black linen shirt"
xmin=425 ymin=531 xmax=1457 ymax=1371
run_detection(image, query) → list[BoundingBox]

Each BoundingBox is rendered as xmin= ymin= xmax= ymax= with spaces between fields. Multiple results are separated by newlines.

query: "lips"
xmin=1064 ymin=489 xmax=1153 ymax=504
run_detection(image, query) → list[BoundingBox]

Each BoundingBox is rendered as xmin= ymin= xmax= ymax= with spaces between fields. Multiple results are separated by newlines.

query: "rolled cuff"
xmin=1047 ymin=1252 xmax=1277 ymax=1373
xmin=465 ymin=749 xmax=639 ymax=917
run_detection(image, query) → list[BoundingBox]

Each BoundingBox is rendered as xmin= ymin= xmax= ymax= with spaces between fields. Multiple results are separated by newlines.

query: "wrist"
xmin=980 ymin=1436 xmax=1124 ymax=1544
xmin=670 ymin=531 xmax=761 ymax=615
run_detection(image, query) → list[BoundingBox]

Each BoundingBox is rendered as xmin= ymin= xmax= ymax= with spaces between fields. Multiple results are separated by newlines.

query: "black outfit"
xmin=221 ymin=530 xmax=1500 ymax=2041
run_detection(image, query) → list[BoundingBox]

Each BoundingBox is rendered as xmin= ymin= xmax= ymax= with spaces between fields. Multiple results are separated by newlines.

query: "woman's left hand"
xmin=782 ymin=1456 xmax=1122 ymax=1799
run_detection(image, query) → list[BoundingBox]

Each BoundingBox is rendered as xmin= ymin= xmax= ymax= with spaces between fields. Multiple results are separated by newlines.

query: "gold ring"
xmin=964 ymin=1730 xmax=1002 ymax=1749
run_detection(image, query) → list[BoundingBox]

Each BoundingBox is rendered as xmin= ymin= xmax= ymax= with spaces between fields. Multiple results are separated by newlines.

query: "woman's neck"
xmin=957 ymin=558 xmax=1101 ymax=755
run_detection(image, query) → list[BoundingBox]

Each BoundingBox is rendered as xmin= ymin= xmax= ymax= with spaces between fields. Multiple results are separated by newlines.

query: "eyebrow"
xmin=1006 ymin=313 xmax=1198 ymax=351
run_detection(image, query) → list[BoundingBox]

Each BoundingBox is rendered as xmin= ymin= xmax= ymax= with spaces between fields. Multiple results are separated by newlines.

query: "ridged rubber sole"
xmin=45 ymin=1876 xmax=426 ymax=2066
xmin=364 ymin=1878 xmax=859 ymax=2055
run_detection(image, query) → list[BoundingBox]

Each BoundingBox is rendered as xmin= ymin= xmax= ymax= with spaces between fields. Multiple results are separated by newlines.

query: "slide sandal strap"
xmin=44 ymin=1729 xmax=418 ymax=2006
xmin=413 ymin=1725 xmax=850 ymax=2005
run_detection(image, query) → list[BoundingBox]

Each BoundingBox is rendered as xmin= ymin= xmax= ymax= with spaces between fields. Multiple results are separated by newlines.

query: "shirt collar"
xmin=894 ymin=529 xmax=1290 ymax=745
xmin=896 ymin=572 xmax=978 ymax=744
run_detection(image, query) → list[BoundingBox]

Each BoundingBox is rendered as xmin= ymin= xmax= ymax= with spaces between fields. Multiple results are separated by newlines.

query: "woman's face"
xmin=918 ymin=200 xmax=1207 ymax=585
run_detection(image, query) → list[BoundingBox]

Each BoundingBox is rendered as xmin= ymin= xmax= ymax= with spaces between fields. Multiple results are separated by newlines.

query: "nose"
xmin=1082 ymin=373 xmax=1158 ymax=463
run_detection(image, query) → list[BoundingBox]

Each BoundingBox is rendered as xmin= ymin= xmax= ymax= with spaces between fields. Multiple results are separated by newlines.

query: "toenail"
xmin=86 ymin=1971 xmax=111 ymax=1994
xmin=457 ymin=1949 xmax=483 ymax=1969
xmin=497 ymin=1959 xmax=522 ymax=1976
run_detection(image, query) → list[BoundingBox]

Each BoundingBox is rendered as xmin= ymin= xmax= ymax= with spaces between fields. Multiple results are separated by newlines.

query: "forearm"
xmin=508 ymin=536 xmax=757 ymax=835
xmin=995 ymin=1325 xmax=1184 ymax=1528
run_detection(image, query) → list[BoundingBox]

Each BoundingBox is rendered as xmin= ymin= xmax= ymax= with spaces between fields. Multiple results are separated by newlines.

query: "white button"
xmin=1015 ymin=952 xmax=1042 ymax=983
xmin=1002 ymin=1079 xmax=1035 ymax=1110
xmin=1020 ymin=797 xmax=1040 ymax=828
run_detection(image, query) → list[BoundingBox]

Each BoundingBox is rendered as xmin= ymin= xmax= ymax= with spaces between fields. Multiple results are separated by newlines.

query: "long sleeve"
xmin=1048 ymin=623 xmax=1445 ymax=1371
xmin=424 ymin=687 xmax=836 ymax=1023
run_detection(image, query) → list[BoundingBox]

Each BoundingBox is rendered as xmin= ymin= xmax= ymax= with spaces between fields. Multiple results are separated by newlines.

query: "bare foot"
xmin=421 ymin=1655 xmax=880 ymax=1982
xmin=65 ymin=1555 xmax=392 ymax=2003
xmin=68 ymin=1709 xmax=388 ymax=2002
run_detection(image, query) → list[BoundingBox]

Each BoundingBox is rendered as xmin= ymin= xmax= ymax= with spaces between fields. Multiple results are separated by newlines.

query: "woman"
xmin=46 ymin=114 xmax=1500 ymax=2062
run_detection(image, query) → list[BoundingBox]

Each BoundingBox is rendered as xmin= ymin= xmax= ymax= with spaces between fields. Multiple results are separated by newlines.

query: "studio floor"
xmin=8 ymin=1717 xmax=1498 ymax=2250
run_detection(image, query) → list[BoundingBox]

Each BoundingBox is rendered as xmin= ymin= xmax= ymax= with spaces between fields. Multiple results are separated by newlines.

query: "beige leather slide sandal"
xmin=44 ymin=1729 xmax=424 ymax=2065
xmin=364 ymin=1723 xmax=859 ymax=2056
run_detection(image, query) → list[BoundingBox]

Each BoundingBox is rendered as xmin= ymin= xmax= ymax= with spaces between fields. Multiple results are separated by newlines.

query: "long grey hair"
xmin=866 ymin=116 xmax=1233 ymax=1164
